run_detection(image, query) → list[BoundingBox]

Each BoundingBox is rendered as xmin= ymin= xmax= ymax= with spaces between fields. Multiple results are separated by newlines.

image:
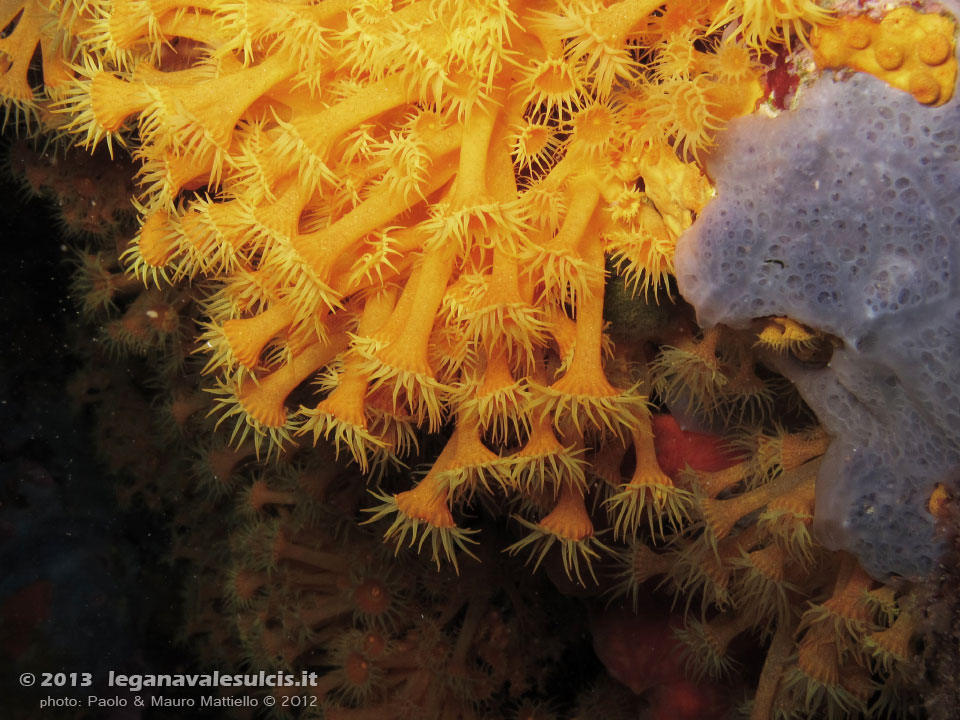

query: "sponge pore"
xmin=675 ymin=71 xmax=960 ymax=579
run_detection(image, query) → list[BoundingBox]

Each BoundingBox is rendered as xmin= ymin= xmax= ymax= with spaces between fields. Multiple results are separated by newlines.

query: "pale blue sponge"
xmin=675 ymin=72 xmax=960 ymax=579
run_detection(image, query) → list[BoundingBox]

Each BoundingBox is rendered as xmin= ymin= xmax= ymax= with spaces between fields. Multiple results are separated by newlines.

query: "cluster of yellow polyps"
xmin=0 ymin=0 xmax=813 ymax=571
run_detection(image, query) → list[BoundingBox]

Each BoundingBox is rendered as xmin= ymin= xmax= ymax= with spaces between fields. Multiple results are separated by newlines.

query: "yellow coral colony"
xmin=2 ymin=0 xmax=950 ymax=716
xmin=1 ymin=0 xmax=785 ymax=566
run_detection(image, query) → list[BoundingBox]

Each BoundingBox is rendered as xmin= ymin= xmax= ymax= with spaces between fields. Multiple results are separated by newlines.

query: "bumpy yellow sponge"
xmin=810 ymin=7 xmax=957 ymax=106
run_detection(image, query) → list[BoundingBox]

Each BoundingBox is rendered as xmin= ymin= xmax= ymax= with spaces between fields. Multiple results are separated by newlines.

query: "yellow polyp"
xmin=429 ymin=100 xmax=523 ymax=255
xmin=510 ymin=117 xmax=560 ymax=173
xmin=223 ymin=303 xmax=296 ymax=370
xmin=677 ymin=612 xmax=754 ymax=680
xmin=650 ymin=326 xmax=728 ymax=416
xmin=355 ymin=248 xmax=455 ymax=431
xmin=671 ymin=525 xmax=757 ymax=610
xmin=507 ymin=413 xmax=586 ymax=491
xmin=816 ymin=556 xmax=875 ymax=633
xmin=700 ymin=39 xmax=761 ymax=84
xmin=718 ymin=359 xmax=774 ymax=424
xmin=812 ymin=8 xmax=957 ymax=106
xmin=746 ymin=543 xmax=786 ymax=584
xmin=524 ymin=174 xmax=601 ymax=303
xmin=165 ymin=388 xmax=205 ymax=427
xmin=291 ymin=152 xmax=458 ymax=290
xmin=460 ymin=344 xmax=531 ymax=443
xmin=136 ymin=209 xmax=176 ymax=268
xmin=755 ymin=427 xmax=829 ymax=477
xmin=139 ymin=150 xmax=213 ymax=207
xmin=437 ymin=420 xmax=504 ymax=501
xmin=700 ymin=465 xmax=808 ymax=549
xmin=395 ymin=469 xmax=455 ymax=530
xmin=361 ymin=266 xmax=421 ymax=352
xmin=298 ymin=391 xmax=389 ymax=473
xmin=0 ymin=0 xmax=45 ymax=102
xmin=254 ymin=179 xmax=309 ymax=245
xmin=237 ymin=334 xmax=346 ymax=429
xmin=146 ymin=52 xmax=298 ymax=154
xmin=91 ymin=72 xmax=152 ymax=133
xmin=247 ymin=478 xmax=296 ymax=513
xmin=518 ymin=54 xmax=584 ymax=115
xmin=604 ymin=192 xmax=677 ymax=300
xmin=796 ymin=623 xmax=841 ymax=688
xmin=215 ymin=0 xmax=345 ymax=66
xmin=175 ymin=203 xmax=248 ymax=277
xmin=38 ymin=34 xmax=73 ymax=93
xmin=606 ymin=413 xmax=691 ymax=537
xmin=866 ymin=609 xmax=916 ymax=672
xmin=371 ymin=248 xmax=453 ymax=376
xmin=645 ymin=74 xmax=727 ymax=161
xmin=712 ymin=0 xmax=835 ymax=51
xmin=107 ymin=0 xmax=156 ymax=51
xmin=315 ymin=367 xmax=371 ymax=431
xmin=565 ymin=0 xmax=662 ymax=96
xmin=755 ymin=316 xmax=818 ymax=352
xmin=547 ymin=341 xmax=617 ymax=400
xmin=539 ymin=481 xmax=594 ymax=542
xmin=778 ymin=631 xmax=860 ymax=712
xmin=478 ymin=343 xmax=518 ymax=396
xmin=732 ymin=544 xmax=796 ymax=631
xmin=282 ymin=74 xmax=412 ymax=171
xmin=541 ymin=231 xmax=646 ymax=437
xmin=464 ymin=247 xmax=546 ymax=368
xmin=765 ymin=463 xmax=816 ymax=518
xmin=230 ymin=568 xmax=267 ymax=604
xmin=568 ymin=102 xmax=619 ymax=159
xmin=650 ymin=31 xmax=700 ymax=82
xmin=364 ymin=435 xmax=480 ymax=571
